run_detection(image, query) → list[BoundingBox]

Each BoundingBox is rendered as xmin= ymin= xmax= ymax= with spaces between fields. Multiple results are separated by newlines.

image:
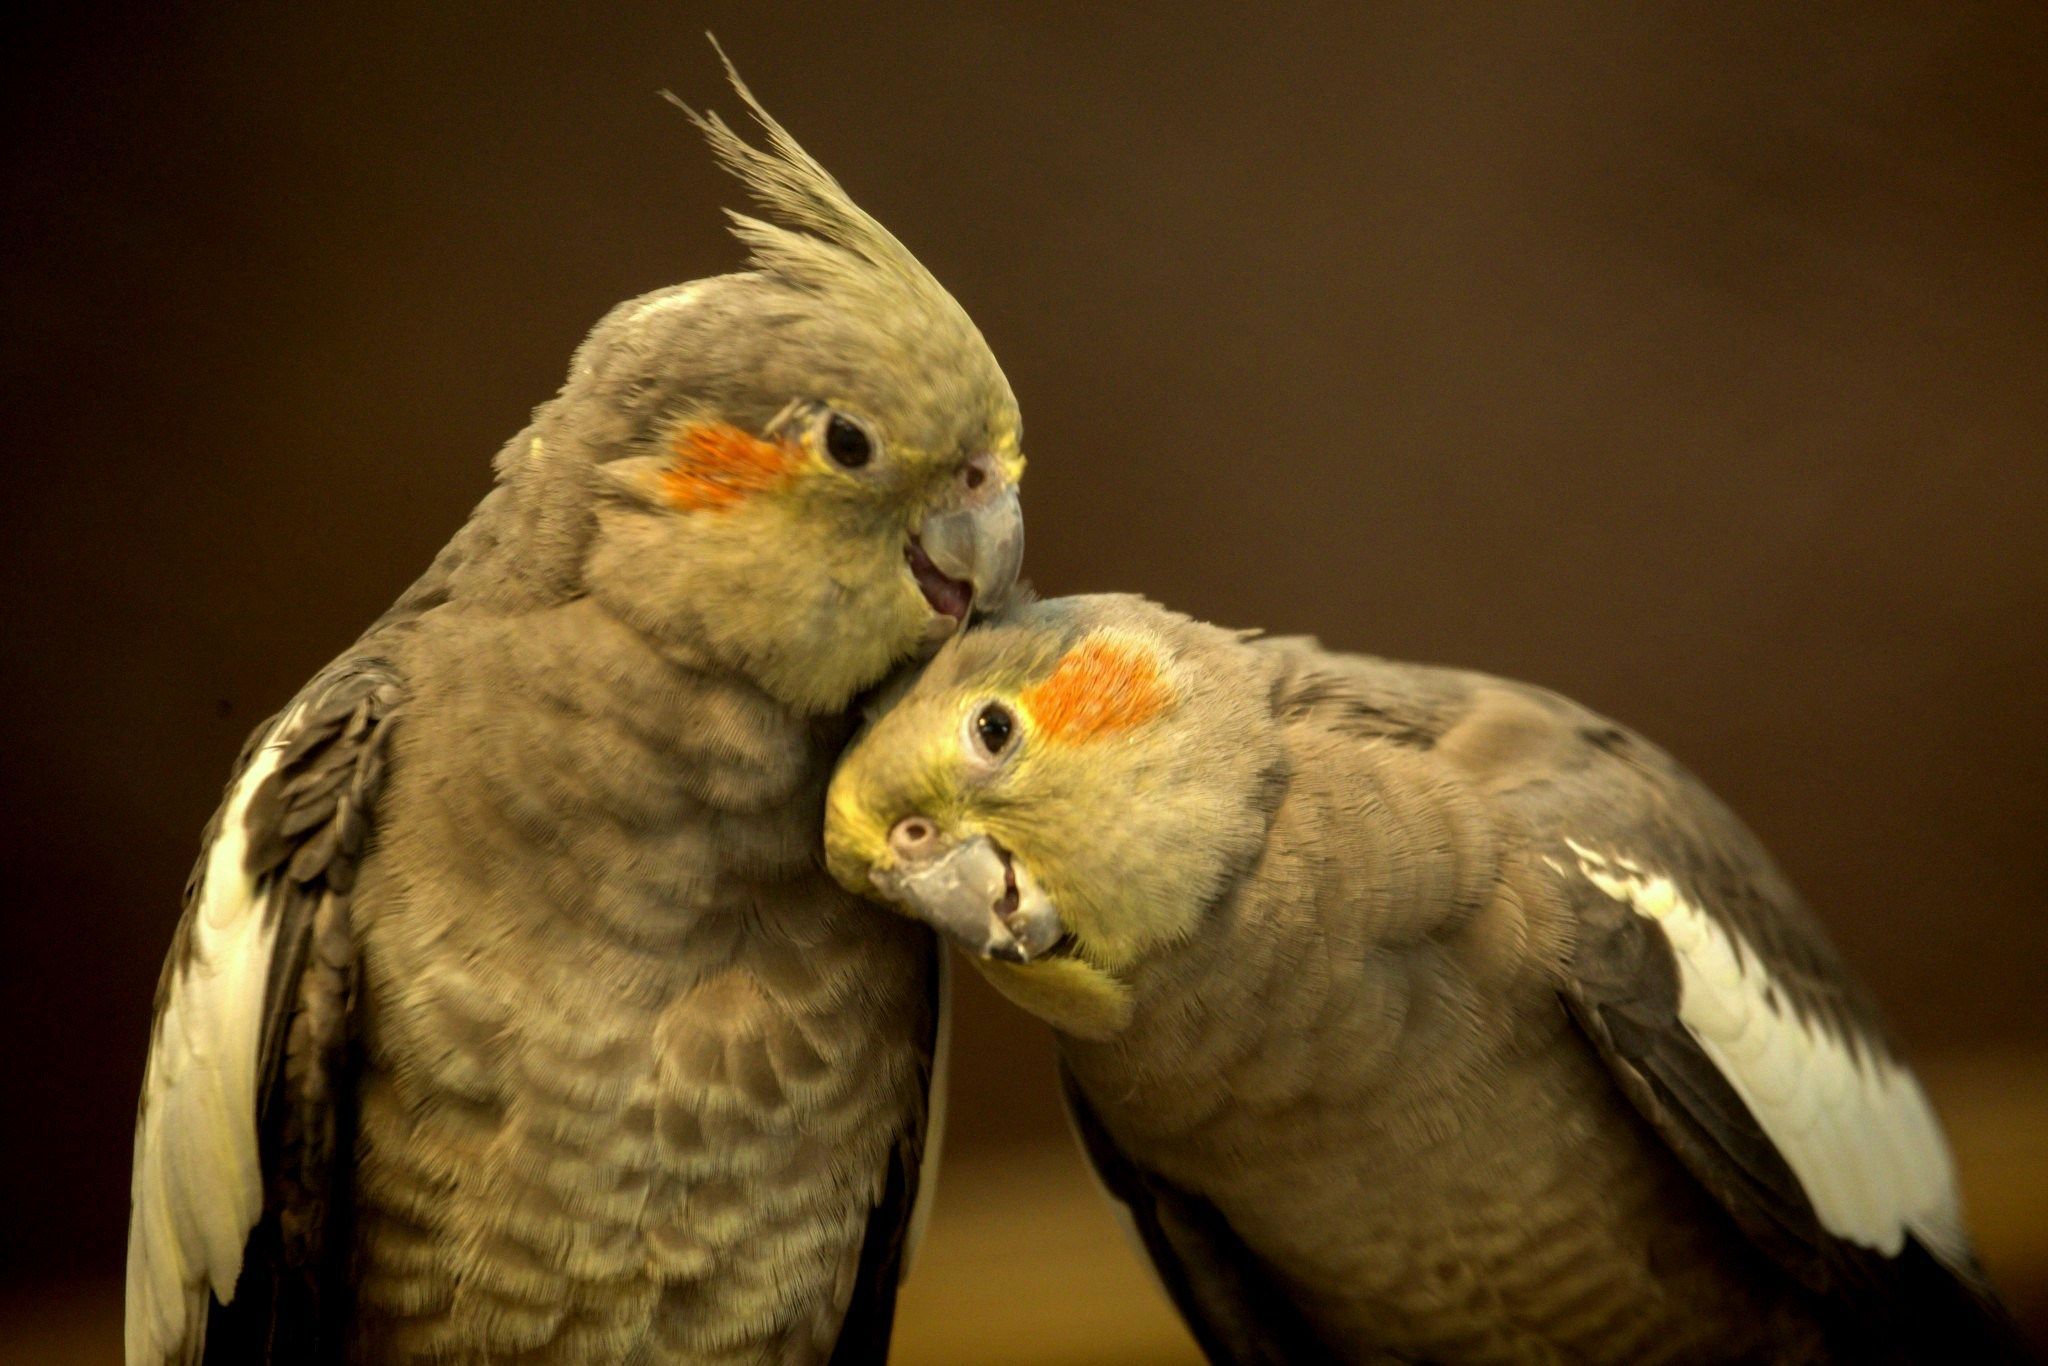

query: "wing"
xmin=826 ymin=938 xmax=949 ymax=1364
xmin=1059 ymin=1066 xmax=1343 ymax=1366
xmin=127 ymin=662 xmax=402 ymax=1366
xmin=1519 ymin=709 xmax=2031 ymax=1359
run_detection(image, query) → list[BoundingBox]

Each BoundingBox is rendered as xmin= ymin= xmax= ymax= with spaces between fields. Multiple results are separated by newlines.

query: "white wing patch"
xmin=1562 ymin=839 xmax=1968 ymax=1266
xmin=127 ymin=709 xmax=301 ymax=1366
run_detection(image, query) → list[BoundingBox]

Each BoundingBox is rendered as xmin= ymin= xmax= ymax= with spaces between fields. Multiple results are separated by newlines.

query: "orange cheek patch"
xmin=662 ymin=421 xmax=796 ymax=511
xmin=1022 ymin=638 xmax=1174 ymax=743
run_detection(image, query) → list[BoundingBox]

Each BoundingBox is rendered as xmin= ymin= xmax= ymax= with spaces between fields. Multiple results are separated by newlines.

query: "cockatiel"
xmin=824 ymin=594 xmax=2030 ymax=1364
xmin=126 ymin=62 xmax=1025 ymax=1365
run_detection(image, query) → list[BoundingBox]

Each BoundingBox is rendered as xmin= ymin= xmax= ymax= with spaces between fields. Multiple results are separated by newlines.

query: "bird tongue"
xmin=989 ymin=843 xmax=1066 ymax=960
xmin=906 ymin=539 xmax=972 ymax=621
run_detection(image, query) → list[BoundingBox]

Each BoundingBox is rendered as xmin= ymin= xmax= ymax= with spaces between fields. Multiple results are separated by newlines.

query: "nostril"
xmin=889 ymin=816 xmax=937 ymax=857
xmin=962 ymin=463 xmax=987 ymax=491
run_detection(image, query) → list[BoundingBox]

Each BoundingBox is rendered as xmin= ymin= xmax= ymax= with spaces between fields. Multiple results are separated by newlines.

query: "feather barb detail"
xmin=1023 ymin=638 xmax=1174 ymax=743
xmin=664 ymin=421 xmax=796 ymax=511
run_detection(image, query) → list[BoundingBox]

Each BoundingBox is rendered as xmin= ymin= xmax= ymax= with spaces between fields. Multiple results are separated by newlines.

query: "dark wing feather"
xmin=1060 ymin=1065 xmax=1342 ymax=1366
xmin=826 ymin=933 xmax=946 ymax=1365
xmin=1517 ymin=705 xmax=2032 ymax=1361
xmin=128 ymin=662 xmax=401 ymax=1366
xmin=1563 ymin=873 xmax=1832 ymax=1283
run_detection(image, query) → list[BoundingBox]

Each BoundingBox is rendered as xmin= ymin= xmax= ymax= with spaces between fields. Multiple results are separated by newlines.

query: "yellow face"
xmin=567 ymin=58 xmax=1029 ymax=717
xmin=827 ymin=611 xmax=1250 ymax=1039
xmin=588 ymin=398 xmax=1026 ymax=714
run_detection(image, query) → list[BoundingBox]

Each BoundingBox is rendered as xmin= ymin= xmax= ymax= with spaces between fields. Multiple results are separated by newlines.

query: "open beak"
xmin=908 ymin=454 xmax=1025 ymax=634
xmin=870 ymin=823 xmax=1063 ymax=963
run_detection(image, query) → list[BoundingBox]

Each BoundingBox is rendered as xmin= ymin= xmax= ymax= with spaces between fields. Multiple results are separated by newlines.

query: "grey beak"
xmin=871 ymin=826 xmax=1062 ymax=963
xmin=918 ymin=476 xmax=1024 ymax=613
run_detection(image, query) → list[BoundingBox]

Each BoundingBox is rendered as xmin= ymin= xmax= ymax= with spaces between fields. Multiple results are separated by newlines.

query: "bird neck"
xmin=1059 ymin=731 xmax=1536 ymax=1149
xmin=392 ymin=584 xmax=853 ymax=961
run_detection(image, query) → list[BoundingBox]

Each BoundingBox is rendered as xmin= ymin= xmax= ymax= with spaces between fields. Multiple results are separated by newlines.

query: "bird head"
xmin=824 ymin=595 xmax=1286 ymax=1038
xmin=525 ymin=55 xmax=1023 ymax=714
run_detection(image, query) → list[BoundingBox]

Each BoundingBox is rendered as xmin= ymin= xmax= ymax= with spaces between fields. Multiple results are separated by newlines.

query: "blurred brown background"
xmin=4 ymin=3 xmax=2045 ymax=1361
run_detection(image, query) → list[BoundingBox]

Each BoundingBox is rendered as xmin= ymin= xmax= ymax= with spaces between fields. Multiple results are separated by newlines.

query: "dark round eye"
xmin=973 ymin=702 xmax=1016 ymax=756
xmin=824 ymin=412 xmax=874 ymax=468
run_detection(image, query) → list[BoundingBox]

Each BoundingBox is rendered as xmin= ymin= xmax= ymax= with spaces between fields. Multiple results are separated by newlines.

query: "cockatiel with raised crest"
xmin=126 ymin=59 xmax=1025 ymax=1364
xmin=825 ymin=594 xmax=2029 ymax=1364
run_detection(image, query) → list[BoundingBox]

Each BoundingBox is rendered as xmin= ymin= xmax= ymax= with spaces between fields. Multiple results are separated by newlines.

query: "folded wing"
xmin=127 ymin=664 xmax=401 ymax=1365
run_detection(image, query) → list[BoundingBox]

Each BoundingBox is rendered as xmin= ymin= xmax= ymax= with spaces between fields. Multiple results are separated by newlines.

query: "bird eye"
xmin=972 ymin=702 xmax=1016 ymax=757
xmin=823 ymin=412 xmax=875 ymax=469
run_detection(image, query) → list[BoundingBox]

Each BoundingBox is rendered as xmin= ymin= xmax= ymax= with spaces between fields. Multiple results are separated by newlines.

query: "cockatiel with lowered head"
xmin=126 ymin=61 xmax=1025 ymax=1365
xmin=825 ymin=594 xmax=2030 ymax=1364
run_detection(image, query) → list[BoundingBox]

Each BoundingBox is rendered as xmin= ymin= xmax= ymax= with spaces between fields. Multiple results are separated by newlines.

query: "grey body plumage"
xmin=826 ymin=594 xmax=2031 ymax=1364
xmin=129 ymin=60 xmax=1022 ymax=1365
xmin=353 ymin=591 xmax=936 ymax=1359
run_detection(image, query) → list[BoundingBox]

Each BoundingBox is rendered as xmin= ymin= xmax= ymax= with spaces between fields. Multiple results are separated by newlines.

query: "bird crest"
xmin=670 ymin=42 xmax=967 ymax=328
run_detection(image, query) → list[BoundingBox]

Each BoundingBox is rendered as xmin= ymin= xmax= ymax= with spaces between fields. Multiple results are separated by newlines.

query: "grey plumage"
xmin=129 ymin=59 xmax=1023 ymax=1365
xmin=825 ymin=593 xmax=2029 ymax=1364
